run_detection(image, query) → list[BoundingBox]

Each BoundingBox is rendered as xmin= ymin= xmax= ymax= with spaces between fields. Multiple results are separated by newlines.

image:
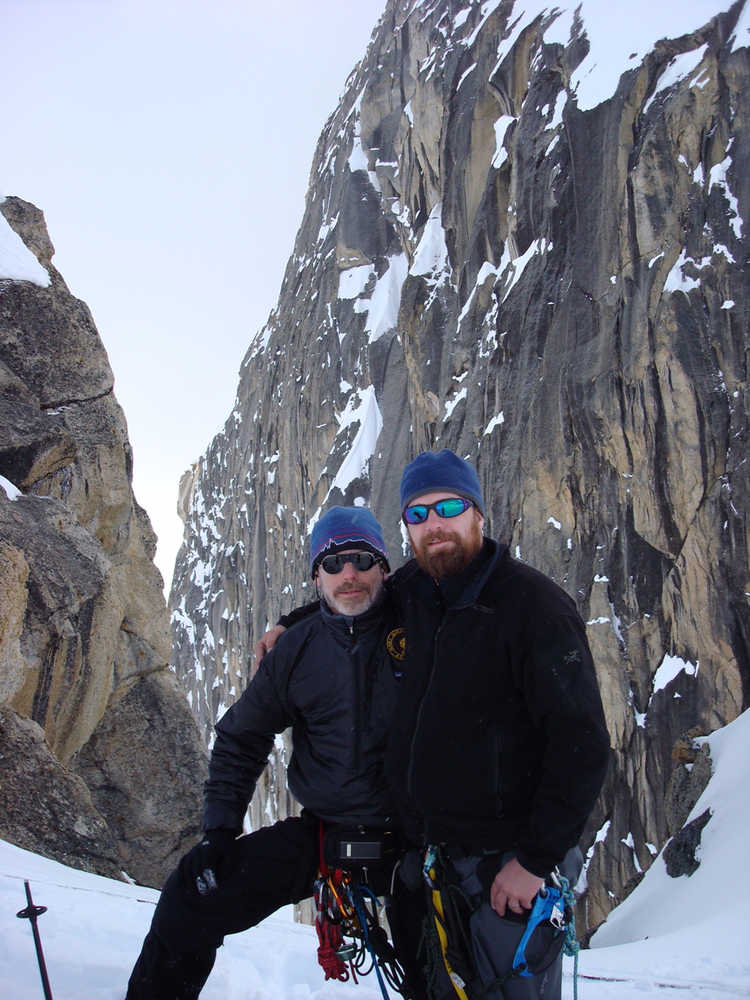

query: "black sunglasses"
xmin=402 ymin=497 xmax=473 ymax=525
xmin=318 ymin=552 xmax=382 ymax=574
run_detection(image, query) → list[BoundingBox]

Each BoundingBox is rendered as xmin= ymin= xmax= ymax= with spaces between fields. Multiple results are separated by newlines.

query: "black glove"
xmin=182 ymin=828 xmax=238 ymax=895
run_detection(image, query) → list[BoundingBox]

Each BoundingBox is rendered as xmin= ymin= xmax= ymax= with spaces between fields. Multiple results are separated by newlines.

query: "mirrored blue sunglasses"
xmin=402 ymin=497 xmax=473 ymax=525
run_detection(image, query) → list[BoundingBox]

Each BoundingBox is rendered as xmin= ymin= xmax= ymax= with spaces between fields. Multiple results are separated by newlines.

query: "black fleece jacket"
xmin=203 ymin=598 xmax=401 ymax=833
xmin=277 ymin=540 xmax=609 ymax=876
xmin=384 ymin=539 xmax=610 ymax=876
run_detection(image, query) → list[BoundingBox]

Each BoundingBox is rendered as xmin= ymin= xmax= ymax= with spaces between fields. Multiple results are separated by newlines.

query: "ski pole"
xmin=17 ymin=879 xmax=54 ymax=1000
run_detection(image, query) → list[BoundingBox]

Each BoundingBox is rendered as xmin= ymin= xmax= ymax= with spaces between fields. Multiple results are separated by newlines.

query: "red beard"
xmin=412 ymin=519 xmax=483 ymax=579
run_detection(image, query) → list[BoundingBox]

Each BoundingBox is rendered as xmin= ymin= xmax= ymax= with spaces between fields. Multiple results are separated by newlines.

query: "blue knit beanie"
xmin=309 ymin=506 xmax=390 ymax=576
xmin=400 ymin=449 xmax=485 ymax=514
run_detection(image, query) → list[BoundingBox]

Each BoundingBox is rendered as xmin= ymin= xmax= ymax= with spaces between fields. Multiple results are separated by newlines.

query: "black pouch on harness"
xmin=323 ymin=827 xmax=397 ymax=870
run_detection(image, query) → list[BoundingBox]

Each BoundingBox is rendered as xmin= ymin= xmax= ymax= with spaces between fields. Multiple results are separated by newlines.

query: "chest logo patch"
xmin=386 ymin=627 xmax=406 ymax=661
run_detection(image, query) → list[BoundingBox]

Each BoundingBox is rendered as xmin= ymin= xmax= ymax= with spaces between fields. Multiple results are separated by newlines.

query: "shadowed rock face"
xmin=1 ymin=197 xmax=207 ymax=887
xmin=0 ymin=705 xmax=123 ymax=880
xmin=170 ymin=1 xmax=748 ymax=931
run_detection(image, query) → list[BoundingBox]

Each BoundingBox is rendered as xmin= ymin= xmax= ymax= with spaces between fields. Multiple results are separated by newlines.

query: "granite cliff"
xmin=170 ymin=0 xmax=749 ymax=932
xmin=0 ymin=197 xmax=208 ymax=887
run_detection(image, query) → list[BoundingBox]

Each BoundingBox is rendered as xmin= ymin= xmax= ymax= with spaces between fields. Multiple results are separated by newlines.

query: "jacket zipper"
xmin=406 ymin=608 xmax=446 ymax=802
xmin=350 ymin=618 xmax=363 ymax=773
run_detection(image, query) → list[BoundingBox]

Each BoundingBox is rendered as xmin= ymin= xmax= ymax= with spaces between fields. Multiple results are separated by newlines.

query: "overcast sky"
xmin=2 ymin=0 xmax=741 ymax=594
xmin=1 ymin=0 xmax=387 ymax=589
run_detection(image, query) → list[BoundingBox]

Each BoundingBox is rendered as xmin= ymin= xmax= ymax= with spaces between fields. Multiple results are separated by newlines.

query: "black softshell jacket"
xmin=384 ymin=539 xmax=610 ymax=876
xmin=202 ymin=599 xmax=400 ymax=833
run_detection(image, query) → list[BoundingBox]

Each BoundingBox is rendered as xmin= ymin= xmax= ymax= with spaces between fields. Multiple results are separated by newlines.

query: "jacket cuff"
xmin=514 ymin=848 xmax=557 ymax=879
xmin=202 ymin=802 xmax=245 ymax=833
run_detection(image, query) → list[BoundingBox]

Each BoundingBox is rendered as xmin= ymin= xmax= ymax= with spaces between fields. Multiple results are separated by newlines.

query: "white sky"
xmin=1 ymin=0 xmax=387 ymax=590
xmin=2 ymin=0 xmax=743 ymax=593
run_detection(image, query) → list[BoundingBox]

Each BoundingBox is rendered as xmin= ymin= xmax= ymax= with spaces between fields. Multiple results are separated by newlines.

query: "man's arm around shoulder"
xmin=203 ymin=634 xmax=303 ymax=831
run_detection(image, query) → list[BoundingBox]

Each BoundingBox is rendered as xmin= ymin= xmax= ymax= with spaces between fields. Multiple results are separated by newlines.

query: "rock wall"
xmin=0 ymin=197 xmax=208 ymax=886
xmin=170 ymin=0 xmax=749 ymax=931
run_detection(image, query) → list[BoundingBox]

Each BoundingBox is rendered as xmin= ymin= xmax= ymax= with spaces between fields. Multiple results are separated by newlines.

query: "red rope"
xmin=315 ymin=821 xmax=350 ymax=981
xmin=314 ymin=821 xmax=362 ymax=984
xmin=315 ymin=915 xmax=350 ymax=981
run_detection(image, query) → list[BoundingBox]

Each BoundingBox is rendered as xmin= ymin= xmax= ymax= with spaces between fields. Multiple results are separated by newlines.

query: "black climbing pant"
xmin=125 ymin=814 xmax=405 ymax=999
xmin=125 ymin=816 xmax=320 ymax=999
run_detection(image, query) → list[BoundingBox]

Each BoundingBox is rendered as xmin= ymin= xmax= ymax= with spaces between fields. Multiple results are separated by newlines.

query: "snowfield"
xmin=2 ymin=709 xmax=748 ymax=999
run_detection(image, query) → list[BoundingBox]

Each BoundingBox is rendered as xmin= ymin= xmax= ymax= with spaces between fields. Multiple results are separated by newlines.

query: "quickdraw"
xmin=313 ymin=823 xmax=408 ymax=999
xmin=313 ymin=867 xmax=361 ymax=983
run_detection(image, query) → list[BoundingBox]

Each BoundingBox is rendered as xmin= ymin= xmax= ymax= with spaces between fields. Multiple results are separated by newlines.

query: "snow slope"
xmin=2 ymin=710 xmax=749 ymax=999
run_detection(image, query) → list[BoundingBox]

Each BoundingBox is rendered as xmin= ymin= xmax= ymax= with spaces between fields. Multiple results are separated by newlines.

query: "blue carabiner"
xmin=511 ymin=887 xmax=564 ymax=978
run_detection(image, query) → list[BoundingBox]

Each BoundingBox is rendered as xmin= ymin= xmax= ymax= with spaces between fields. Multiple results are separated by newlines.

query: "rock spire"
xmin=170 ymin=0 xmax=749 ymax=931
xmin=1 ymin=196 xmax=208 ymax=887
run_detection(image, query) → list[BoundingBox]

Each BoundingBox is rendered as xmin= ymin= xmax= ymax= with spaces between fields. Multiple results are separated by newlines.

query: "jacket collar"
xmin=404 ymin=538 xmax=505 ymax=609
xmin=319 ymin=590 xmax=387 ymax=634
xmin=437 ymin=537 xmax=500 ymax=607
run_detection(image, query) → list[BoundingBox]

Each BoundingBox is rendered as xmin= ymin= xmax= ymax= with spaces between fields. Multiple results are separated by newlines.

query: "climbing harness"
xmin=422 ymin=846 xmax=478 ymax=999
xmin=421 ymin=846 xmax=580 ymax=999
xmin=313 ymin=823 xmax=409 ymax=999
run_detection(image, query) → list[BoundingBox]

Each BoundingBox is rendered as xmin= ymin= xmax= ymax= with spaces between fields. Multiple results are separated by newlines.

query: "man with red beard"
xmin=382 ymin=449 xmax=609 ymax=1000
xmin=259 ymin=451 xmax=609 ymax=999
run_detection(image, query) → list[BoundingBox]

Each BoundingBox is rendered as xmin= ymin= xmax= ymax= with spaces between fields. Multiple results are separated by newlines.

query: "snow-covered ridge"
xmin=0 ymin=205 xmax=50 ymax=287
